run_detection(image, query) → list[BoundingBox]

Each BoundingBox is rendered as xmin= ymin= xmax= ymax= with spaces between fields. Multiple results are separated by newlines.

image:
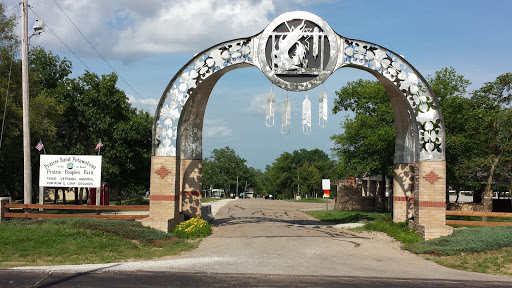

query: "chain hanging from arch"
xmin=281 ymin=92 xmax=291 ymax=135
xmin=265 ymin=85 xmax=275 ymax=127
xmin=302 ymin=91 xmax=311 ymax=135
xmin=319 ymin=84 xmax=328 ymax=128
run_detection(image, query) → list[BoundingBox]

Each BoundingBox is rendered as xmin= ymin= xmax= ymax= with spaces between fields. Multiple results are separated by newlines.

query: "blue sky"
xmin=5 ymin=0 xmax=512 ymax=170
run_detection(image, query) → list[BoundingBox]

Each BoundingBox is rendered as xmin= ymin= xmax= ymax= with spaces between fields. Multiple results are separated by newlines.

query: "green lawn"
xmin=0 ymin=218 xmax=198 ymax=268
xmin=307 ymin=209 xmax=512 ymax=275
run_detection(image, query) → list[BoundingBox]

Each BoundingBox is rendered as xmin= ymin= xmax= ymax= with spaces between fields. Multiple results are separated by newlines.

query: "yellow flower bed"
xmin=173 ymin=218 xmax=212 ymax=239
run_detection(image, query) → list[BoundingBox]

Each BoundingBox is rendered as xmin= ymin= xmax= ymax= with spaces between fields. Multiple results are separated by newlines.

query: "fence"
xmin=446 ymin=210 xmax=512 ymax=226
xmin=1 ymin=199 xmax=149 ymax=222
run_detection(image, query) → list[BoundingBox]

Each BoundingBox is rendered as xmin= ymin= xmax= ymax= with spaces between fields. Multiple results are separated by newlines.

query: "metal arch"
xmin=153 ymin=11 xmax=445 ymax=162
xmin=153 ymin=37 xmax=254 ymax=158
xmin=336 ymin=38 xmax=445 ymax=161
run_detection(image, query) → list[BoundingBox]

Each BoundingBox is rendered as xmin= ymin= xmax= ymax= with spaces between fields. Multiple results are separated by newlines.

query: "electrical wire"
xmin=29 ymin=7 xmax=93 ymax=72
xmin=51 ymin=0 xmax=156 ymax=110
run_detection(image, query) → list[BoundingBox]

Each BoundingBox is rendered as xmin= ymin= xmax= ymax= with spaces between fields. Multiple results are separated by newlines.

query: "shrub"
xmin=405 ymin=226 xmax=512 ymax=256
xmin=173 ymin=218 xmax=212 ymax=239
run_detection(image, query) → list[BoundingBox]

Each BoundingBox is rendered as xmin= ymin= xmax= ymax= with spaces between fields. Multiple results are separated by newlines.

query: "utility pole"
xmin=21 ymin=0 xmax=32 ymax=210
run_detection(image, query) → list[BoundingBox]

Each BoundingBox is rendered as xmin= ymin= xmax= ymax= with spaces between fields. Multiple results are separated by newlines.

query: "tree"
xmin=202 ymin=147 xmax=256 ymax=197
xmin=0 ymin=12 xmax=152 ymax=201
xmin=428 ymin=67 xmax=472 ymax=200
xmin=469 ymin=73 xmax=512 ymax=211
xmin=263 ymin=149 xmax=336 ymax=199
xmin=330 ymin=79 xmax=394 ymax=179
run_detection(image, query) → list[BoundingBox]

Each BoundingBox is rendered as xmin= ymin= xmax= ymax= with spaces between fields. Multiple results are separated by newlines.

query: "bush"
xmin=405 ymin=226 xmax=512 ymax=256
xmin=173 ymin=218 xmax=212 ymax=239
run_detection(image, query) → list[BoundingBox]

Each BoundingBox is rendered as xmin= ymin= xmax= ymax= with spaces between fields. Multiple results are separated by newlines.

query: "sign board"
xmin=39 ymin=155 xmax=102 ymax=188
xmin=322 ymin=179 xmax=330 ymax=190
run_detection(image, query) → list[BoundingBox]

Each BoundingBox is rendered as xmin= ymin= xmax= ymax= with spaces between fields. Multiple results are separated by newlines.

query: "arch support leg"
xmin=141 ymin=156 xmax=183 ymax=232
xmin=411 ymin=161 xmax=453 ymax=240
xmin=393 ymin=163 xmax=415 ymax=223
xmin=180 ymin=159 xmax=202 ymax=218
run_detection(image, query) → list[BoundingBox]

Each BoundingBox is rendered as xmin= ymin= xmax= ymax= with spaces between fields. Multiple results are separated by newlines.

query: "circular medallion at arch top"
xmin=257 ymin=11 xmax=339 ymax=92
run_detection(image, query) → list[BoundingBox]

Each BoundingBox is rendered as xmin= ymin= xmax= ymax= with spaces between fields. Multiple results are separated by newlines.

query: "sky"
xmin=4 ymin=0 xmax=512 ymax=170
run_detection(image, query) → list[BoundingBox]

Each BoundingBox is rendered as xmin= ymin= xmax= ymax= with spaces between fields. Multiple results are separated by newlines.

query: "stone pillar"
xmin=412 ymin=161 xmax=453 ymax=240
xmin=141 ymin=156 xmax=182 ymax=233
xmin=180 ymin=159 xmax=202 ymax=218
xmin=393 ymin=163 xmax=415 ymax=222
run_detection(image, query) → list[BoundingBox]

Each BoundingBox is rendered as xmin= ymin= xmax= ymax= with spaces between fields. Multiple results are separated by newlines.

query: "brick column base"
xmin=410 ymin=161 xmax=453 ymax=240
xmin=140 ymin=156 xmax=181 ymax=233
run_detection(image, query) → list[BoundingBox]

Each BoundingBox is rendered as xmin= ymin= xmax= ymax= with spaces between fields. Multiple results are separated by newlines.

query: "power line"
xmin=29 ymin=7 xmax=93 ymax=72
xmin=51 ymin=0 xmax=156 ymax=110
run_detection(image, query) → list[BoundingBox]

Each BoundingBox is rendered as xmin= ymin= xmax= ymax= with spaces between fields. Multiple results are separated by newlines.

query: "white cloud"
xmin=203 ymin=119 xmax=232 ymax=137
xmin=112 ymin=0 xmax=275 ymax=58
xmin=246 ymin=92 xmax=268 ymax=115
xmin=12 ymin=0 xmax=325 ymax=62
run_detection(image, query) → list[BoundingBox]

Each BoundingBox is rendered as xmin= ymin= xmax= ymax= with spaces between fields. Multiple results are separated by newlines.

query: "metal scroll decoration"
xmin=281 ymin=92 xmax=291 ymax=135
xmin=302 ymin=92 xmax=311 ymax=134
xmin=319 ymin=85 xmax=327 ymax=128
xmin=265 ymin=86 xmax=275 ymax=127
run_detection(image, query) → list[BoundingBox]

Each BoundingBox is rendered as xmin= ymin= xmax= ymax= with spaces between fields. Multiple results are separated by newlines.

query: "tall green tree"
xmin=330 ymin=79 xmax=394 ymax=179
xmin=263 ymin=149 xmax=336 ymax=199
xmin=202 ymin=147 xmax=256 ymax=197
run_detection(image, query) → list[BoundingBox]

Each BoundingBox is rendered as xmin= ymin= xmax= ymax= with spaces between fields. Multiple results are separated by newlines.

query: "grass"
xmin=306 ymin=209 xmax=384 ymax=224
xmin=202 ymin=197 xmax=222 ymax=203
xmin=405 ymin=226 xmax=512 ymax=255
xmin=423 ymin=247 xmax=512 ymax=275
xmin=307 ymin=210 xmax=423 ymax=245
xmin=0 ymin=218 xmax=199 ymax=268
xmin=405 ymin=226 xmax=512 ymax=275
xmin=447 ymin=215 xmax=512 ymax=222
xmin=354 ymin=215 xmax=423 ymax=245
xmin=293 ymin=198 xmax=330 ymax=203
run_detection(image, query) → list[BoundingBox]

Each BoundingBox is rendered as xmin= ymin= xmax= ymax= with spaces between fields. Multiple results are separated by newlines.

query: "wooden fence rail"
xmin=2 ymin=203 xmax=149 ymax=221
xmin=446 ymin=210 xmax=512 ymax=226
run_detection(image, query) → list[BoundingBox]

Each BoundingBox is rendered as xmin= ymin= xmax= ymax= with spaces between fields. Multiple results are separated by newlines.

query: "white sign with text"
xmin=39 ymin=155 xmax=102 ymax=188
xmin=322 ymin=179 xmax=330 ymax=190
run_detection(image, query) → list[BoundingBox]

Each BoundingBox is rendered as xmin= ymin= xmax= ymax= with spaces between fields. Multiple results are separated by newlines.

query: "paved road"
xmin=5 ymin=199 xmax=512 ymax=287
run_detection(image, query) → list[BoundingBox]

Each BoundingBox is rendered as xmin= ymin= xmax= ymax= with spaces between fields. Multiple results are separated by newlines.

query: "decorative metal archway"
xmin=144 ymin=11 xmax=452 ymax=240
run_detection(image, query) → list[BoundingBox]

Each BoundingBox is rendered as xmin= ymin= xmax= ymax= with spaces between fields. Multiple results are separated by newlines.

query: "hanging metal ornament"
xmin=281 ymin=92 xmax=291 ymax=135
xmin=302 ymin=91 xmax=312 ymax=135
xmin=319 ymin=85 xmax=328 ymax=128
xmin=265 ymin=85 xmax=275 ymax=127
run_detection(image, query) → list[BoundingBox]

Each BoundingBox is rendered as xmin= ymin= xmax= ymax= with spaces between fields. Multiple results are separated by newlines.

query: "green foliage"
xmin=263 ymin=149 xmax=336 ymax=199
xmin=0 ymin=218 xmax=196 ymax=268
xmin=405 ymin=226 xmax=512 ymax=256
xmin=202 ymin=147 xmax=259 ymax=197
xmin=359 ymin=216 xmax=423 ymax=245
xmin=331 ymin=79 xmax=394 ymax=179
xmin=173 ymin=218 xmax=212 ymax=239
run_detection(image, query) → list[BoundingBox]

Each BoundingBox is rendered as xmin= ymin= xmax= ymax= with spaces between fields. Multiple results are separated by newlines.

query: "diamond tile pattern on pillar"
xmin=155 ymin=166 xmax=171 ymax=179
xmin=424 ymin=170 xmax=441 ymax=184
